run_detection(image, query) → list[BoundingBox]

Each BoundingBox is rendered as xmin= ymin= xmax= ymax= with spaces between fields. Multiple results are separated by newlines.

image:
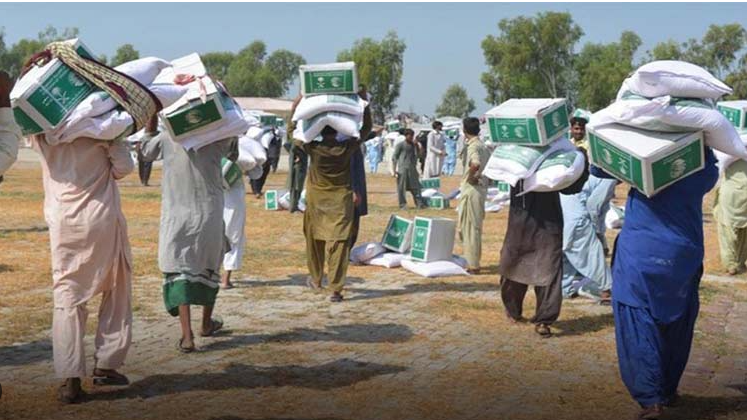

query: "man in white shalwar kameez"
xmin=32 ymin=127 xmax=135 ymax=403
xmin=221 ymin=159 xmax=247 ymax=289
xmin=423 ymin=121 xmax=446 ymax=178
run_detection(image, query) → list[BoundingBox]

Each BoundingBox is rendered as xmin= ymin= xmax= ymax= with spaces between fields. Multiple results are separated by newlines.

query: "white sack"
xmin=46 ymin=108 xmax=134 ymax=144
xmin=115 ymin=57 xmax=172 ymax=86
xmin=293 ymin=112 xmax=362 ymax=143
xmin=401 ymin=257 xmax=469 ymax=278
xmin=292 ymin=94 xmax=367 ymax=121
xmin=605 ymin=205 xmax=625 ymax=230
xmin=421 ymin=188 xmax=440 ymax=198
xmin=149 ymin=83 xmax=189 ymax=109
xmin=364 ymin=252 xmax=405 ymax=268
xmin=592 ymin=94 xmax=747 ymax=160
xmin=237 ymin=136 xmax=258 ymax=172
xmin=245 ymin=137 xmax=267 ymax=165
xmin=483 ymin=136 xmax=574 ymax=185
xmin=715 ymin=132 xmax=747 ymax=173
xmin=260 ymin=130 xmax=275 ymax=149
xmin=350 ymin=242 xmax=387 ymax=263
xmin=624 ymin=60 xmax=732 ymax=100
xmin=521 ymin=150 xmax=586 ymax=194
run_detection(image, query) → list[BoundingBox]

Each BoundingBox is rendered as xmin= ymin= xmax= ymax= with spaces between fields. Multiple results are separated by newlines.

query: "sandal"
xmin=176 ymin=338 xmax=195 ymax=354
xmin=330 ymin=292 xmax=343 ymax=303
xmin=200 ymin=317 xmax=224 ymax=337
xmin=534 ymin=323 xmax=553 ymax=338
xmin=92 ymin=368 xmax=129 ymax=386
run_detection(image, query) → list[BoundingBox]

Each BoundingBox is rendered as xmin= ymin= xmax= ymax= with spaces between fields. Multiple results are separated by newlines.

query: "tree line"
xmin=3 ymin=16 xmax=747 ymax=124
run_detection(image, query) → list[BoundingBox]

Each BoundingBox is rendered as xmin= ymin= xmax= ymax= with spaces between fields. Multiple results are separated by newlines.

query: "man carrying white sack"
xmin=423 ymin=121 xmax=446 ymax=178
xmin=458 ymin=117 xmax=490 ymax=274
xmin=0 ymin=71 xmax=21 ymax=402
xmin=561 ymin=111 xmax=617 ymax=302
xmin=221 ymin=149 xmax=246 ymax=290
xmin=29 ymin=110 xmax=136 ymax=402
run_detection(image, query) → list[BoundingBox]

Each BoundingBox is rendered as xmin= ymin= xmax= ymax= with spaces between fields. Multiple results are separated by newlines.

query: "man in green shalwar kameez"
xmin=292 ymin=96 xmax=372 ymax=302
xmin=457 ymin=118 xmax=491 ymax=274
xmin=714 ymin=159 xmax=747 ymax=275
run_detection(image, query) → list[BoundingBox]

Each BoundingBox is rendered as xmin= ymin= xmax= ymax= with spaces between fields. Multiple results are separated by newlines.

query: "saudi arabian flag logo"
xmin=68 ymin=72 xmax=85 ymax=88
xmin=514 ymin=126 xmax=526 ymax=138
xmin=602 ymin=149 xmax=613 ymax=165
xmin=186 ymin=109 xmax=204 ymax=125
xmin=670 ymin=158 xmax=687 ymax=179
xmin=551 ymin=112 xmax=562 ymax=128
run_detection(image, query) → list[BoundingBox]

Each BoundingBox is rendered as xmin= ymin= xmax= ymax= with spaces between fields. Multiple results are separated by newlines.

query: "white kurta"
xmin=423 ymin=130 xmax=446 ymax=178
xmin=223 ymin=177 xmax=247 ymax=271
xmin=32 ymin=135 xmax=135 ymax=378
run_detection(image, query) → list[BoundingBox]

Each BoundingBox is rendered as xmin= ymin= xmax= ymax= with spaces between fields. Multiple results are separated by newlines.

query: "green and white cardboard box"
xmin=718 ymin=100 xmax=747 ymax=131
xmin=156 ymin=53 xmax=234 ymax=141
xmin=426 ymin=196 xmax=450 ymax=209
xmin=10 ymin=38 xmax=97 ymax=136
xmin=492 ymin=180 xmax=510 ymax=192
xmin=259 ymin=114 xmax=279 ymax=127
xmin=300 ymin=62 xmax=357 ymax=96
xmin=221 ymin=158 xmax=241 ymax=188
xmin=381 ymin=215 xmax=414 ymax=253
xmin=265 ymin=190 xmax=280 ymax=211
xmin=409 ymin=217 xmax=456 ymax=263
xmin=588 ymin=124 xmax=705 ymax=198
xmin=420 ymin=177 xmax=441 ymax=190
xmin=386 ymin=120 xmax=401 ymax=132
xmin=486 ymin=98 xmax=569 ymax=146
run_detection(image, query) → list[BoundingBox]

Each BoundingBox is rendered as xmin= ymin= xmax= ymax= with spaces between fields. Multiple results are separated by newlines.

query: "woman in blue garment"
xmin=365 ymin=132 xmax=382 ymax=173
xmin=592 ymin=146 xmax=718 ymax=420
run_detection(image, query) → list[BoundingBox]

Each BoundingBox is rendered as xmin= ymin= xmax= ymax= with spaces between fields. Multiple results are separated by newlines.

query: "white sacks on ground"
xmin=592 ymin=92 xmax=747 ymax=160
xmin=350 ymin=242 xmax=387 ymax=264
xmin=482 ymin=136 xmax=574 ymax=185
xmin=520 ymin=149 xmax=586 ymax=194
xmin=623 ymin=60 xmax=732 ymax=100
xmin=401 ymin=256 xmax=469 ymax=278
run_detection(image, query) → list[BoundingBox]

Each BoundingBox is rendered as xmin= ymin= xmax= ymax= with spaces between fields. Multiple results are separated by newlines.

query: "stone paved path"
xmin=1 ymin=271 xmax=745 ymax=420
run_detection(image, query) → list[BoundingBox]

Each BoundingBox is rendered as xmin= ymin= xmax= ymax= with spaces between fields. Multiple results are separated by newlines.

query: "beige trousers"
xmin=52 ymin=255 xmax=132 ymax=379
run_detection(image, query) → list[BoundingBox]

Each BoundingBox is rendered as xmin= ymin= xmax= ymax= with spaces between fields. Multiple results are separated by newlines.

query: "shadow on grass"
xmin=344 ymin=281 xmax=499 ymax=302
xmin=663 ymin=390 xmax=747 ymax=420
xmin=200 ymin=323 xmax=413 ymax=352
xmin=553 ymin=312 xmax=615 ymax=337
xmin=0 ymin=225 xmax=48 ymax=234
xmin=234 ymin=275 xmax=365 ymax=289
xmin=0 ymin=339 xmax=52 ymax=367
xmin=93 ymin=359 xmax=406 ymax=401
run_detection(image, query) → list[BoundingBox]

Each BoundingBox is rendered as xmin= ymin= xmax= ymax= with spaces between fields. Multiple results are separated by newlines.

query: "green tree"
xmin=202 ymin=51 xmax=235 ymax=82
xmin=0 ymin=25 xmax=79 ymax=78
xmin=222 ymin=41 xmax=304 ymax=97
xmin=575 ymin=31 xmax=642 ymax=111
xmin=481 ymin=12 xmax=583 ymax=105
xmin=111 ymin=44 xmax=139 ymax=67
xmin=725 ymin=55 xmax=747 ymax=99
xmin=265 ymin=49 xmax=305 ymax=94
xmin=699 ymin=23 xmax=747 ymax=79
xmin=337 ymin=31 xmax=406 ymax=123
xmin=435 ymin=84 xmax=476 ymax=118
xmin=646 ymin=39 xmax=683 ymax=61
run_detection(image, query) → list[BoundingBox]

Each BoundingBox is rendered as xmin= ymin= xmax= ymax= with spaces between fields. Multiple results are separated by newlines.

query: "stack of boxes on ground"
xmin=588 ymin=60 xmax=747 ymax=197
xmin=482 ymin=98 xmax=587 ymax=195
xmin=419 ymin=177 xmax=449 ymax=209
xmin=10 ymin=39 xmax=220 ymax=145
xmin=349 ymin=214 xmax=469 ymax=278
xmin=714 ymin=100 xmax=747 ymax=172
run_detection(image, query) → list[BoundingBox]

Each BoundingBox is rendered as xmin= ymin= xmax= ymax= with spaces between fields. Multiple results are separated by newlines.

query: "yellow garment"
xmin=714 ymin=160 xmax=747 ymax=228
xmin=458 ymin=136 xmax=491 ymax=268
xmin=716 ymin=222 xmax=747 ymax=273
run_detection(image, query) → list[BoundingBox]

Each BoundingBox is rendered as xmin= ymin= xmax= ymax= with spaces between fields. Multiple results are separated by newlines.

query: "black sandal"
xmin=200 ymin=317 xmax=224 ymax=337
xmin=92 ymin=369 xmax=129 ymax=386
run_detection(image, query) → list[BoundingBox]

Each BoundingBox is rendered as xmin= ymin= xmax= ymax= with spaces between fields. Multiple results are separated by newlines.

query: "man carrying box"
xmin=499 ymin=147 xmax=589 ymax=338
xmin=392 ymin=129 xmax=426 ymax=210
xmin=0 ymin=70 xmax=21 ymax=401
xmin=458 ymin=117 xmax=491 ymax=274
xmin=140 ymin=115 xmax=234 ymax=353
xmin=292 ymin=93 xmax=372 ymax=302
xmin=29 ymin=107 xmax=136 ymax=402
